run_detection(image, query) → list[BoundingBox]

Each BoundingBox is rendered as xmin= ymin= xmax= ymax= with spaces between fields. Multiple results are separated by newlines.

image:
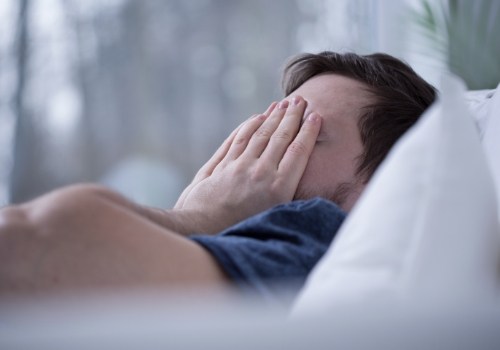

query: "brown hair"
xmin=282 ymin=51 xmax=437 ymax=182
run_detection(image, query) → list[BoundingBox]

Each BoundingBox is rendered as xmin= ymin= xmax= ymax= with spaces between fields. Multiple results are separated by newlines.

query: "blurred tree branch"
xmin=9 ymin=0 xmax=32 ymax=203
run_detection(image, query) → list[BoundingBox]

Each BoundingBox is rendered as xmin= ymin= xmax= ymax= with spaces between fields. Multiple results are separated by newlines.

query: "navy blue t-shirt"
xmin=190 ymin=197 xmax=346 ymax=302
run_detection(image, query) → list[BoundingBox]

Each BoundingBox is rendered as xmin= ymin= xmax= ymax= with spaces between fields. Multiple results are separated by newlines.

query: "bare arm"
xmin=173 ymin=95 xmax=322 ymax=234
xmin=85 ymin=96 xmax=320 ymax=235
xmin=0 ymin=96 xmax=320 ymax=294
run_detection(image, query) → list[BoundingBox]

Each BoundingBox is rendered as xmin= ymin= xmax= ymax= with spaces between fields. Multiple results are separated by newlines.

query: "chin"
xmin=294 ymin=182 xmax=361 ymax=212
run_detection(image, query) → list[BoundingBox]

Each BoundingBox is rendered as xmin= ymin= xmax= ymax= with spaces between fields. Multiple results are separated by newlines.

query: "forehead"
xmin=288 ymin=73 xmax=372 ymax=121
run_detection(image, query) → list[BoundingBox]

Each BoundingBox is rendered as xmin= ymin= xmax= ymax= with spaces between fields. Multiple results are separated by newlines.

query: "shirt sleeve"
xmin=190 ymin=197 xmax=346 ymax=303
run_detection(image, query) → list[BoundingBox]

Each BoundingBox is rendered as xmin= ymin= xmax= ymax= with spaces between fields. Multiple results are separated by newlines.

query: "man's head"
xmin=282 ymin=51 xmax=436 ymax=210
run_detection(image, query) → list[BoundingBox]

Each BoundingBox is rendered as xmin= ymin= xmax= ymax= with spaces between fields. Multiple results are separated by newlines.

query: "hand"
xmin=175 ymin=102 xmax=278 ymax=210
xmin=174 ymin=96 xmax=322 ymax=234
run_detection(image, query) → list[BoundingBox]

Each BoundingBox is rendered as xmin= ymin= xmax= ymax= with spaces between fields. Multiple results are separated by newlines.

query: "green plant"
xmin=414 ymin=0 xmax=500 ymax=90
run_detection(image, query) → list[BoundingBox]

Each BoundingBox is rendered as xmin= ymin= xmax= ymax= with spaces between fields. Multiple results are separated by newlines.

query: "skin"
xmin=176 ymin=74 xmax=371 ymax=224
xmin=0 ymin=73 xmax=371 ymax=296
xmin=0 ymin=93 xmax=322 ymax=295
xmin=290 ymin=74 xmax=372 ymax=211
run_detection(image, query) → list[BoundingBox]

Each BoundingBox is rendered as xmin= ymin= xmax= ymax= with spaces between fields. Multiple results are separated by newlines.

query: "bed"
xmin=1 ymin=74 xmax=499 ymax=349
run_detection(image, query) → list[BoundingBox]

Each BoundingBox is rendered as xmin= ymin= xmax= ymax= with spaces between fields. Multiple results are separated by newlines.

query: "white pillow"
xmin=292 ymin=75 xmax=500 ymax=317
xmin=465 ymin=88 xmax=496 ymax=139
xmin=482 ymin=83 xmax=500 ymax=218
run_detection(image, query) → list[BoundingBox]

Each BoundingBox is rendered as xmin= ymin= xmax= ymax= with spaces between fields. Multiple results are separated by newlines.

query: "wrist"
xmin=165 ymin=208 xmax=226 ymax=236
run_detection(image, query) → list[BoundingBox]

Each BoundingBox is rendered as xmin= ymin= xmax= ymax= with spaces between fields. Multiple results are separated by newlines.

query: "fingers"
xmin=193 ymin=122 xmax=242 ymax=180
xmin=198 ymin=97 xmax=314 ymax=182
xmin=243 ymin=100 xmax=290 ymax=158
xmin=176 ymin=125 xmax=243 ymax=209
xmin=278 ymin=112 xmax=322 ymax=187
xmin=259 ymin=96 xmax=307 ymax=164
xmin=223 ymin=113 xmax=267 ymax=161
xmin=263 ymin=101 xmax=278 ymax=117
xmin=222 ymin=101 xmax=277 ymax=161
xmin=194 ymin=100 xmax=277 ymax=177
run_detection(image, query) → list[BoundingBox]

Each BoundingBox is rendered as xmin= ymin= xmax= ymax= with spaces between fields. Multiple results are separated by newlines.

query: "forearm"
xmin=98 ymin=95 xmax=319 ymax=235
xmin=0 ymin=185 xmax=229 ymax=295
xmin=90 ymin=185 xmax=215 ymax=235
xmin=136 ymin=206 xmax=216 ymax=236
xmin=175 ymin=96 xmax=321 ymax=231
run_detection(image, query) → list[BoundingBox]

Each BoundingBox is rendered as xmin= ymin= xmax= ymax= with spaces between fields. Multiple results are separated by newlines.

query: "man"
xmin=0 ymin=52 xmax=436 ymax=300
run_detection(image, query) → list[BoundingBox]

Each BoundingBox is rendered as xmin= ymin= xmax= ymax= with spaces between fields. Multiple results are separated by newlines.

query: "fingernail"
xmin=268 ymin=101 xmax=278 ymax=110
xmin=278 ymin=100 xmax=289 ymax=109
xmin=291 ymin=96 xmax=301 ymax=106
xmin=307 ymin=112 xmax=320 ymax=122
